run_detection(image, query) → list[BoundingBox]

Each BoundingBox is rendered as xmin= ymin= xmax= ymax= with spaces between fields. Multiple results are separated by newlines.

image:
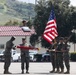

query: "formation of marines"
xmin=3 ymin=20 xmax=71 ymax=74
xmin=49 ymin=37 xmax=70 ymax=74
xmin=3 ymin=36 xmax=70 ymax=74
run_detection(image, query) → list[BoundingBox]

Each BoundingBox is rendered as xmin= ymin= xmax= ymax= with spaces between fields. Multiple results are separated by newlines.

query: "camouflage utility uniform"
xmin=50 ymin=43 xmax=57 ymax=73
xmin=56 ymin=38 xmax=64 ymax=73
xmin=4 ymin=36 xmax=15 ymax=74
xmin=20 ymin=38 xmax=30 ymax=74
xmin=63 ymin=42 xmax=70 ymax=74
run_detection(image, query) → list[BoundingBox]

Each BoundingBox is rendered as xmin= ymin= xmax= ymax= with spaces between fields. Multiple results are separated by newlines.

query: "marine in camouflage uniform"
xmin=49 ymin=42 xmax=57 ymax=73
xmin=63 ymin=38 xmax=70 ymax=74
xmin=20 ymin=38 xmax=30 ymax=74
xmin=55 ymin=38 xmax=64 ymax=73
xmin=4 ymin=36 xmax=15 ymax=74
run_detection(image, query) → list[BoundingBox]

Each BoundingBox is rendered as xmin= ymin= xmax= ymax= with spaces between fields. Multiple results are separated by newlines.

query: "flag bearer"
xmin=55 ymin=37 xmax=64 ymax=73
xmin=63 ymin=37 xmax=70 ymax=74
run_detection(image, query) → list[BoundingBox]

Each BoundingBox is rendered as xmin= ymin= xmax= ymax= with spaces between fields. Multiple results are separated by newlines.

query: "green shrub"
xmin=34 ymin=54 xmax=42 ymax=62
xmin=70 ymin=52 xmax=76 ymax=61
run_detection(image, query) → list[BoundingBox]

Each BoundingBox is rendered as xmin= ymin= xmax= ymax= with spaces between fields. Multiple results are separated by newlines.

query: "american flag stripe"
xmin=44 ymin=25 xmax=57 ymax=34
xmin=48 ymin=33 xmax=55 ymax=39
xmin=51 ymin=29 xmax=58 ymax=37
xmin=45 ymin=25 xmax=56 ymax=30
xmin=47 ymin=20 xmax=56 ymax=24
xmin=51 ymin=31 xmax=58 ymax=37
xmin=43 ymin=34 xmax=53 ymax=44
xmin=47 ymin=20 xmax=57 ymax=26
xmin=45 ymin=21 xmax=57 ymax=30
xmin=44 ymin=29 xmax=52 ymax=33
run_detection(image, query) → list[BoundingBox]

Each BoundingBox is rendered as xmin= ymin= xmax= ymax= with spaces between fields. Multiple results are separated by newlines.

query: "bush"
xmin=34 ymin=54 xmax=42 ymax=62
xmin=0 ymin=5 xmax=4 ymax=9
xmin=70 ymin=52 xmax=76 ymax=61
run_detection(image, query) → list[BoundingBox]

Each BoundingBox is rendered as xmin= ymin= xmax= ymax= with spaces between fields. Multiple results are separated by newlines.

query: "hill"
xmin=0 ymin=0 xmax=35 ymax=25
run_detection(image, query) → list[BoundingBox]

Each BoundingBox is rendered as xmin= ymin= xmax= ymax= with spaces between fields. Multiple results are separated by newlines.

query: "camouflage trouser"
xmin=56 ymin=53 xmax=64 ymax=71
xmin=51 ymin=52 xmax=56 ymax=70
xmin=63 ymin=53 xmax=70 ymax=71
xmin=21 ymin=55 xmax=29 ymax=71
xmin=4 ymin=55 xmax=11 ymax=71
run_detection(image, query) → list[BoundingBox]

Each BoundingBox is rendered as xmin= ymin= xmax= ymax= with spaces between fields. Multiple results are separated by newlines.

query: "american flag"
xmin=43 ymin=7 xmax=58 ymax=44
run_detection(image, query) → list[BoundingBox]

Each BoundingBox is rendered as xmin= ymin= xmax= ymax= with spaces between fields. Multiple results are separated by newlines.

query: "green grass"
xmin=0 ymin=0 xmax=8 ymax=13
xmin=0 ymin=0 xmax=35 ymax=25
xmin=0 ymin=0 xmax=6 ymax=3
xmin=0 ymin=13 xmax=21 ymax=25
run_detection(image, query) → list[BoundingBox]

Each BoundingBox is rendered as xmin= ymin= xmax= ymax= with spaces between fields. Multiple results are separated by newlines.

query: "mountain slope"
xmin=0 ymin=0 xmax=35 ymax=25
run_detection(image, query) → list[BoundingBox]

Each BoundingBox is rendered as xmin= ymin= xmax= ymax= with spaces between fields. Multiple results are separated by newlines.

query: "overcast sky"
xmin=18 ymin=0 xmax=35 ymax=4
xmin=18 ymin=0 xmax=76 ymax=6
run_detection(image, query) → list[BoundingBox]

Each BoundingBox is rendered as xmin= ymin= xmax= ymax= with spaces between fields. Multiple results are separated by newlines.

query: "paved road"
xmin=0 ymin=62 xmax=76 ymax=75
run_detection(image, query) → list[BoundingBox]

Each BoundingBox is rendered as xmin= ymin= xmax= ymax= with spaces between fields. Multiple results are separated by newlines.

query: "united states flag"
xmin=43 ymin=7 xmax=58 ymax=44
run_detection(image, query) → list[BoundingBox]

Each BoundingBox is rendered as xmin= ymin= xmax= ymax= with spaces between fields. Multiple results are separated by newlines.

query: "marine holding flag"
xmin=43 ymin=6 xmax=58 ymax=73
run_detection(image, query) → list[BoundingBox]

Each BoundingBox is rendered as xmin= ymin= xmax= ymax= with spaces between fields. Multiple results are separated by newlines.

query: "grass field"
xmin=0 ymin=13 xmax=21 ymax=25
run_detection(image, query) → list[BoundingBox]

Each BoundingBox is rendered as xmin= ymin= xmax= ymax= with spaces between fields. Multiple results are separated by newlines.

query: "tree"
xmin=30 ymin=0 xmax=76 ymax=48
xmin=69 ymin=10 xmax=76 ymax=43
xmin=30 ymin=34 xmax=38 ymax=46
